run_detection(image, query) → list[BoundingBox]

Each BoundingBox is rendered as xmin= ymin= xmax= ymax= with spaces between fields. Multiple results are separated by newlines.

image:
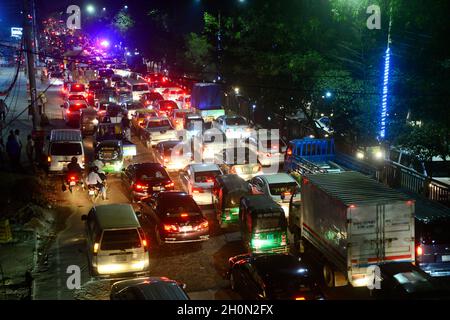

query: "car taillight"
xmin=93 ymin=243 xmax=99 ymax=254
xmin=281 ymin=234 xmax=287 ymax=246
xmin=192 ymin=186 xmax=204 ymax=193
xmin=165 ymin=182 xmax=174 ymax=189
xmin=295 ymin=296 xmax=306 ymax=300
xmin=180 ymin=213 xmax=188 ymax=218
xmin=164 ymin=224 xmax=178 ymax=233
xmin=70 ymin=176 xmax=76 ymax=181
xmin=286 ymin=148 xmax=292 ymax=156
xmin=134 ymin=183 xmax=147 ymax=191
xmin=66 ymin=110 xmax=71 ymax=114
xmin=200 ymin=220 xmax=208 ymax=229
xmin=47 ymin=156 xmax=51 ymax=163
xmin=416 ymin=245 xmax=423 ymax=256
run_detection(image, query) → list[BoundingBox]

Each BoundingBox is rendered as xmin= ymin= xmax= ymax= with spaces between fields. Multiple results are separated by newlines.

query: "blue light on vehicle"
xmin=380 ymin=47 xmax=390 ymax=139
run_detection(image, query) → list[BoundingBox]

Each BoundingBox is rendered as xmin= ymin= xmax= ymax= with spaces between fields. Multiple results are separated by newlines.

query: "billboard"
xmin=11 ymin=27 xmax=23 ymax=38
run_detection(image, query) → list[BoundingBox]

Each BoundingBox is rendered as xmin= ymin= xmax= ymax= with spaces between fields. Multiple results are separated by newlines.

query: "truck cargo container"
xmin=288 ymin=171 xmax=415 ymax=288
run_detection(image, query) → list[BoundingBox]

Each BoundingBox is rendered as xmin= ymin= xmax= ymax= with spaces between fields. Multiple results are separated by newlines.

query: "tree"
xmin=113 ymin=9 xmax=135 ymax=35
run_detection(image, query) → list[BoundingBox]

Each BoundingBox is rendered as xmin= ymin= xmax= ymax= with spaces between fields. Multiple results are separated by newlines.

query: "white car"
xmin=213 ymin=115 xmax=252 ymax=139
xmin=215 ymin=146 xmax=262 ymax=181
xmin=315 ymin=116 xmax=334 ymax=134
xmin=140 ymin=116 xmax=181 ymax=148
xmin=248 ymin=173 xmax=300 ymax=218
xmin=155 ymin=141 xmax=192 ymax=171
xmin=246 ymin=134 xmax=287 ymax=167
xmin=180 ymin=164 xmax=223 ymax=205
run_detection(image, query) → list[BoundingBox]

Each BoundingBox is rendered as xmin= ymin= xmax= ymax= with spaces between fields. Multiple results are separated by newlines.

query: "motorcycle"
xmin=65 ymin=172 xmax=85 ymax=193
xmin=87 ymin=172 xmax=108 ymax=202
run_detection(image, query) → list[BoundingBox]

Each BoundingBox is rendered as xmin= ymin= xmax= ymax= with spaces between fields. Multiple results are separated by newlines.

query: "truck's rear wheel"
xmin=323 ymin=264 xmax=335 ymax=288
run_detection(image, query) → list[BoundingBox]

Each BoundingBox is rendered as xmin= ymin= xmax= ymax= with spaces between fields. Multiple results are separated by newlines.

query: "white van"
xmin=81 ymin=204 xmax=150 ymax=276
xmin=46 ymin=129 xmax=85 ymax=173
xmin=128 ymin=81 xmax=150 ymax=101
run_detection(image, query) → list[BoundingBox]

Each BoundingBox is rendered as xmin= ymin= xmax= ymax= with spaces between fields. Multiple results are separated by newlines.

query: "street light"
xmin=86 ymin=4 xmax=95 ymax=14
xmin=124 ymin=5 xmax=128 ymax=9
xmin=325 ymin=91 xmax=332 ymax=98
xmin=102 ymin=7 xmax=106 ymax=11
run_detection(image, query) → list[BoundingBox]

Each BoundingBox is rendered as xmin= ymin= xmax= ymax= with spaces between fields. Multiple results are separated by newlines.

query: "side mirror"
xmin=81 ymin=215 xmax=87 ymax=221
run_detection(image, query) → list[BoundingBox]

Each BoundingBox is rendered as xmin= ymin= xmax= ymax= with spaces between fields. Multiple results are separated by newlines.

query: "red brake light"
xmin=70 ymin=176 xmax=76 ymax=181
xmin=165 ymin=182 xmax=174 ymax=188
xmin=135 ymin=183 xmax=145 ymax=190
xmin=180 ymin=213 xmax=188 ymax=218
xmin=295 ymin=296 xmax=306 ymax=300
xmin=416 ymin=245 xmax=423 ymax=256
xmin=163 ymin=224 xmax=178 ymax=232
xmin=287 ymin=148 xmax=293 ymax=156
xmin=142 ymin=239 xmax=148 ymax=247
xmin=192 ymin=186 xmax=203 ymax=193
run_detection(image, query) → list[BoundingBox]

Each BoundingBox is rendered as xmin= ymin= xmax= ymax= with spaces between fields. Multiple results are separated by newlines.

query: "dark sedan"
xmin=110 ymin=277 xmax=189 ymax=300
xmin=371 ymin=262 xmax=450 ymax=300
xmin=121 ymin=163 xmax=174 ymax=202
xmin=141 ymin=191 xmax=209 ymax=244
xmin=228 ymin=253 xmax=323 ymax=300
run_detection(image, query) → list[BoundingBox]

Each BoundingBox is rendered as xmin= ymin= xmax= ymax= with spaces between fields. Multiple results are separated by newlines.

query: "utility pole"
xmin=23 ymin=0 xmax=40 ymax=129
xmin=31 ymin=0 xmax=39 ymax=67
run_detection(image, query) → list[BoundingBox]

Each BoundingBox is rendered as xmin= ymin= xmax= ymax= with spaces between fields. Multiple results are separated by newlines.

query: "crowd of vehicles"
xmin=41 ymin=45 xmax=450 ymax=300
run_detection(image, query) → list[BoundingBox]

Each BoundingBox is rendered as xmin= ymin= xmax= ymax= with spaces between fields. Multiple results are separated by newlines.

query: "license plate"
xmin=69 ymin=181 xmax=76 ymax=186
xmin=88 ymin=190 xmax=95 ymax=195
xmin=180 ymin=226 xmax=193 ymax=232
xmin=442 ymin=255 xmax=450 ymax=262
xmin=115 ymin=255 xmax=127 ymax=262
xmin=153 ymin=186 xmax=161 ymax=191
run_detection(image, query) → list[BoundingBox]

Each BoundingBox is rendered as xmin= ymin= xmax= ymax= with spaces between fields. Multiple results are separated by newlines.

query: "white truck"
xmin=140 ymin=116 xmax=182 ymax=148
xmin=288 ymin=171 xmax=415 ymax=288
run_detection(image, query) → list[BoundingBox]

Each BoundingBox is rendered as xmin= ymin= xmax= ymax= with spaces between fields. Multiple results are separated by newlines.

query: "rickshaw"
xmin=94 ymin=140 xmax=124 ymax=173
xmin=79 ymin=107 xmax=98 ymax=136
xmin=94 ymin=123 xmax=137 ymax=161
xmin=239 ymin=194 xmax=288 ymax=253
xmin=213 ymin=174 xmax=250 ymax=228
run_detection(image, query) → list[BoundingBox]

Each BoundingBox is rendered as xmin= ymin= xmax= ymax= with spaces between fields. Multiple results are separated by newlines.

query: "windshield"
xmin=100 ymin=229 xmax=141 ymax=250
xmin=225 ymin=117 xmax=247 ymax=126
xmin=254 ymin=214 xmax=285 ymax=231
xmin=133 ymin=84 xmax=149 ymax=91
xmin=159 ymin=101 xmax=177 ymax=110
xmin=137 ymin=169 xmax=169 ymax=181
xmin=99 ymin=69 xmax=114 ymax=77
xmin=420 ymin=221 xmax=450 ymax=245
xmin=224 ymin=148 xmax=257 ymax=164
xmin=147 ymin=119 xmax=171 ymax=128
xmin=158 ymin=198 xmax=200 ymax=215
xmin=195 ymin=170 xmax=221 ymax=183
xmin=50 ymin=143 xmax=82 ymax=156
xmin=269 ymin=182 xmax=298 ymax=196
xmin=186 ymin=119 xmax=204 ymax=131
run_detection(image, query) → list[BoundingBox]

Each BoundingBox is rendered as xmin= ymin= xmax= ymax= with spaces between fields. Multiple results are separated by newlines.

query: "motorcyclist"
xmin=86 ymin=165 xmax=107 ymax=200
xmin=121 ymin=111 xmax=131 ymax=141
xmin=67 ymin=156 xmax=82 ymax=175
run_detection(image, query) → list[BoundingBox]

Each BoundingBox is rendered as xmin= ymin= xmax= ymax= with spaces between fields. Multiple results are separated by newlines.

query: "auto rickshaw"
xmin=94 ymin=123 xmax=137 ymax=161
xmin=94 ymin=140 xmax=124 ymax=173
xmin=79 ymin=107 xmax=98 ymax=136
xmin=239 ymin=194 xmax=288 ymax=253
xmin=213 ymin=174 xmax=250 ymax=228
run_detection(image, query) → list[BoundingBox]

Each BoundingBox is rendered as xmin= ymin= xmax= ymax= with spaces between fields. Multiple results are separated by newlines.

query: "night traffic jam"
xmin=0 ymin=0 xmax=450 ymax=305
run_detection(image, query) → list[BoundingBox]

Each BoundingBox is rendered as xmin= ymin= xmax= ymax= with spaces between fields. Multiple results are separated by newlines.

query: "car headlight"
xmin=356 ymin=151 xmax=364 ymax=160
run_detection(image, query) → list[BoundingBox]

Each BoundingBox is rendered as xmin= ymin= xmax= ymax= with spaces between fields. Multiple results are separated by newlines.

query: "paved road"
xmin=31 ymin=81 xmax=243 ymax=300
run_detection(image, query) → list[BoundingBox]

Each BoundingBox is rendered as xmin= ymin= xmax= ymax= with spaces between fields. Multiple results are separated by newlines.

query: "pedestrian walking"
xmin=6 ymin=134 xmax=20 ymax=171
xmin=26 ymin=134 xmax=35 ymax=169
xmin=14 ymin=129 xmax=22 ymax=162
xmin=0 ymin=137 xmax=5 ymax=170
xmin=0 ymin=98 xmax=8 ymax=122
